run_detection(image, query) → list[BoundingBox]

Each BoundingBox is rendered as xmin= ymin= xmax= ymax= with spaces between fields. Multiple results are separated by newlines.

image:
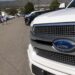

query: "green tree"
xmin=24 ymin=2 xmax=34 ymax=14
xmin=49 ymin=0 xmax=60 ymax=11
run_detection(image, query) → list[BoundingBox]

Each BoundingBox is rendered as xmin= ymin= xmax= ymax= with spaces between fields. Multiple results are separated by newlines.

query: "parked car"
xmin=0 ymin=15 xmax=4 ymax=23
xmin=3 ymin=15 xmax=15 ymax=21
xmin=27 ymin=0 xmax=75 ymax=75
xmin=24 ymin=10 xmax=50 ymax=25
xmin=7 ymin=15 xmax=15 ymax=20
xmin=0 ymin=15 xmax=8 ymax=23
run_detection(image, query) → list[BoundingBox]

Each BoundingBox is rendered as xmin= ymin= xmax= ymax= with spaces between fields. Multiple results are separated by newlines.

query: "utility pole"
xmin=38 ymin=0 xmax=40 ymax=10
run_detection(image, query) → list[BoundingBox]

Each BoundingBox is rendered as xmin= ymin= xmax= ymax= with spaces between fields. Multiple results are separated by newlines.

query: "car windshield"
xmin=69 ymin=0 xmax=75 ymax=8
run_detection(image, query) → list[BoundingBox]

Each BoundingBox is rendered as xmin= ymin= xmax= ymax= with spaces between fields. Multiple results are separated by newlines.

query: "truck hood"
xmin=31 ymin=8 xmax=75 ymax=26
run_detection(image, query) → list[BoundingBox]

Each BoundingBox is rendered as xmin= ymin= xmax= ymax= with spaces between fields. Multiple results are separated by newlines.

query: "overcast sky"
xmin=0 ymin=0 xmax=14 ymax=1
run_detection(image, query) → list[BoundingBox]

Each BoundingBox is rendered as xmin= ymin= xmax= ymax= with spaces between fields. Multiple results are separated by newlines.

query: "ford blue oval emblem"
xmin=53 ymin=39 xmax=75 ymax=53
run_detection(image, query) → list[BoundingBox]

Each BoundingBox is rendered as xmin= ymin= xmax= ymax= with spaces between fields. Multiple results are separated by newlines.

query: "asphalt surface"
xmin=0 ymin=17 xmax=32 ymax=75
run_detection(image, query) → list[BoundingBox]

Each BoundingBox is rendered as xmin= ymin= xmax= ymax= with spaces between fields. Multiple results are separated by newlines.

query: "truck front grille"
xmin=34 ymin=23 xmax=75 ymax=36
xmin=35 ymin=48 xmax=75 ymax=66
xmin=32 ymin=23 xmax=75 ymax=66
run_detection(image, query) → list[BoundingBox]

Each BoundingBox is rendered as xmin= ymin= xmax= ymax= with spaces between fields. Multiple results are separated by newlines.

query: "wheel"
xmin=25 ymin=18 xmax=30 ymax=25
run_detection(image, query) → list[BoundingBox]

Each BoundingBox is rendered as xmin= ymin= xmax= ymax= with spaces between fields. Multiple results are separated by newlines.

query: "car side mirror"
xmin=59 ymin=3 xmax=65 ymax=9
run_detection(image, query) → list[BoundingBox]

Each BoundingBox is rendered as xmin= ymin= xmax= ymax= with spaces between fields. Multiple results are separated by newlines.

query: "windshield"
xmin=68 ymin=0 xmax=75 ymax=8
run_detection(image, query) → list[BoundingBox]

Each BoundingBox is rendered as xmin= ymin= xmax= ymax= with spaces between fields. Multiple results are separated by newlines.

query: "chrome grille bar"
xmin=34 ymin=23 xmax=75 ymax=36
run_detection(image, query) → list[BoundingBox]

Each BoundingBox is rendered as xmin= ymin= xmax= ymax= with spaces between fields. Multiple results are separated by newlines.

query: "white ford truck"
xmin=27 ymin=0 xmax=75 ymax=75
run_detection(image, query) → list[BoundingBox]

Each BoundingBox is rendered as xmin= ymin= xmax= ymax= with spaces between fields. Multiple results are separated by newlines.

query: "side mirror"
xmin=59 ymin=3 xmax=65 ymax=9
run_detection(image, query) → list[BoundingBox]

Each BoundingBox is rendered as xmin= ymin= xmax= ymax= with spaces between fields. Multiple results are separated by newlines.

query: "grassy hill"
xmin=0 ymin=1 xmax=27 ymax=8
xmin=0 ymin=0 xmax=71 ymax=8
xmin=29 ymin=0 xmax=71 ymax=5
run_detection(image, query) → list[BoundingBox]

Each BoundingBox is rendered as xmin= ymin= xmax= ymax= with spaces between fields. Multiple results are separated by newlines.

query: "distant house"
xmin=59 ymin=0 xmax=71 ymax=5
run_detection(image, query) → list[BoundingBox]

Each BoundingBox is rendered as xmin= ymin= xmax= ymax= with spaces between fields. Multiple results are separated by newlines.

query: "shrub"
xmin=5 ymin=8 xmax=18 ymax=15
xmin=49 ymin=0 xmax=60 ymax=11
xmin=24 ymin=2 xmax=34 ymax=14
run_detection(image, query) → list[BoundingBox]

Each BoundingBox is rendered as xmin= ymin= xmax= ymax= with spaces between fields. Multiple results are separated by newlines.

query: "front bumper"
xmin=27 ymin=44 xmax=75 ymax=75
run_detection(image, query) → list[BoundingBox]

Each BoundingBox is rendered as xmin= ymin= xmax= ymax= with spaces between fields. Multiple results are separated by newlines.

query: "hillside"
xmin=0 ymin=0 xmax=71 ymax=8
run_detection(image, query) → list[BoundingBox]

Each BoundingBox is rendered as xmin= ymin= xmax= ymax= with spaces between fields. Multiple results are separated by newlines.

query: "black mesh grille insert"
xmin=35 ymin=48 xmax=75 ymax=66
xmin=32 ymin=65 xmax=55 ymax=75
xmin=34 ymin=25 xmax=75 ymax=36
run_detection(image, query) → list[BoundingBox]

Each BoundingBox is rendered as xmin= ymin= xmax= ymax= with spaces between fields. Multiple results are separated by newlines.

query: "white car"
xmin=8 ymin=15 xmax=15 ymax=19
xmin=28 ymin=0 xmax=75 ymax=75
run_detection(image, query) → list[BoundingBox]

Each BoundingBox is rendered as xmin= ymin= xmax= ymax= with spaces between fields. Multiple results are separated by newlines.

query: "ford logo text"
xmin=53 ymin=39 xmax=75 ymax=53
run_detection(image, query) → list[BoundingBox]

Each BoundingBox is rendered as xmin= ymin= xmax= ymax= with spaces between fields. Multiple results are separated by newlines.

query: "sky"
xmin=0 ymin=0 xmax=14 ymax=1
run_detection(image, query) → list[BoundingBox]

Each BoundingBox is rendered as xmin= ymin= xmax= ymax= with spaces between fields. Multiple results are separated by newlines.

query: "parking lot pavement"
xmin=0 ymin=17 xmax=32 ymax=75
